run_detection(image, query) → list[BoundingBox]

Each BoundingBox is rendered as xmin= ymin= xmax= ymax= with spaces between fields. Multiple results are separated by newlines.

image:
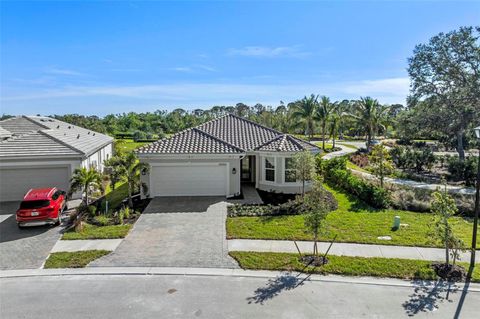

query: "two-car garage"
xmin=150 ymin=163 xmax=229 ymax=197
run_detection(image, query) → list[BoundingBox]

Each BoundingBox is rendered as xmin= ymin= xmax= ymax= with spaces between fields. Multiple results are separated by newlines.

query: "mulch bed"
xmin=300 ymin=255 xmax=329 ymax=267
xmin=432 ymin=262 xmax=466 ymax=282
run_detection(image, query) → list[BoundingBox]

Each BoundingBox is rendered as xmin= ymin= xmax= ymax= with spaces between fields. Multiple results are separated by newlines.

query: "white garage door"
xmin=0 ymin=166 xmax=70 ymax=202
xmin=152 ymin=163 xmax=228 ymax=196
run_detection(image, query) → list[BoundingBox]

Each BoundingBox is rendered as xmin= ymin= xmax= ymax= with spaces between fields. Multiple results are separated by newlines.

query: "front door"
xmin=241 ymin=156 xmax=251 ymax=181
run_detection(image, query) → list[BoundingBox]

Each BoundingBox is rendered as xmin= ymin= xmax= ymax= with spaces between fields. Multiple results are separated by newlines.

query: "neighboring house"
xmin=0 ymin=116 xmax=113 ymax=201
xmin=137 ymin=114 xmax=320 ymax=197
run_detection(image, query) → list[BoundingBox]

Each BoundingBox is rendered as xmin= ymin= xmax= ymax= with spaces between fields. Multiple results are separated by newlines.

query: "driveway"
xmin=90 ymin=197 xmax=238 ymax=268
xmin=0 ymin=201 xmax=62 ymax=270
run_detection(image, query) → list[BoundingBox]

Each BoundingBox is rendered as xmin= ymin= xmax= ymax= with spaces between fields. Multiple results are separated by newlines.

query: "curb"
xmin=2 ymin=267 xmax=480 ymax=291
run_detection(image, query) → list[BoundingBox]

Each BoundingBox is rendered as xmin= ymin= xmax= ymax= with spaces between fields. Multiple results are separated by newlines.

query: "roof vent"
xmin=88 ymin=131 xmax=90 ymax=134
xmin=57 ymin=125 xmax=60 ymax=129
xmin=48 ymin=119 xmax=54 ymax=122
xmin=40 ymin=119 xmax=46 ymax=122
xmin=77 ymin=134 xmax=80 ymax=139
xmin=68 ymin=126 xmax=71 ymax=129
xmin=93 ymin=133 xmax=95 ymax=136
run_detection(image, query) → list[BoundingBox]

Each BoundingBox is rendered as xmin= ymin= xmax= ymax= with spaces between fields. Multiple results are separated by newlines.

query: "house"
xmin=137 ymin=114 xmax=320 ymax=197
xmin=0 ymin=116 xmax=113 ymax=202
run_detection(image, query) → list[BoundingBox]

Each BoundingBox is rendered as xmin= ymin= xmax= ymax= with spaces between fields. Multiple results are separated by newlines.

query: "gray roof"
xmin=255 ymin=134 xmax=319 ymax=152
xmin=138 ymin=128 xmax=244 ymax=154
xmin=138 ymin=114 xmax=319 ymax=155
xmin=0 ymin=126 xmax=12 ymax=139
xmin=0 ymin=116 xmax=113 ymax=159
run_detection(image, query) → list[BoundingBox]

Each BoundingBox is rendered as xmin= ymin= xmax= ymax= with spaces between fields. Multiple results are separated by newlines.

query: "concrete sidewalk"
xmin=228 ymin=239 xmax=480 ymax=263
xmin=51 ymin=239 xmax=122 ymax=253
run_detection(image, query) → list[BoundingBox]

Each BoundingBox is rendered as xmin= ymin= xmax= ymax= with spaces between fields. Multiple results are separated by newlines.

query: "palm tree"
xmin=350 ymin=97 xmax=390 ymax=149
xmin=292 ymin=94 xmax=318 ymax=140
xmin=69 ymin=167 xmax=104 ymax=205
xmin=316 ymin=96 xmax=336 ymax=150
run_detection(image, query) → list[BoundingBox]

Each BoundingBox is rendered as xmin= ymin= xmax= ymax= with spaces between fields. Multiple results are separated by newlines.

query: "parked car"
xmin=16 ymin=187 xmax=67 ymax=228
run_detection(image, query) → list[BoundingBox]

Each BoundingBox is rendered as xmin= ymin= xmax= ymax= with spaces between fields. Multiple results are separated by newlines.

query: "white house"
xmin=137 ymin=114 xmax=320 ymax=198
xmin=0 ymin=116 xmax=113 ymax=201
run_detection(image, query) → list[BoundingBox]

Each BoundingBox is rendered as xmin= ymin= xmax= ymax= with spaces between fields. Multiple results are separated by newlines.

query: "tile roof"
xmin=137 ymin=128 xmax=244 ymax=154
xmin=255 ymin=134 xmax=319 ymax=152
xmin=0 ymin=116 xmax=113 ymax=159
xmin=0 ymin=132 xmax=82 ymax=158
xmin=138 ymin=114 xmax=320 ymax=155
xmin=0 ymin=126 xmax=12 ymax=139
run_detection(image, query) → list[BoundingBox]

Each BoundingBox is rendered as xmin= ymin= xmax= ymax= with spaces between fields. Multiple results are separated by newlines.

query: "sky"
xmin=1 ymin=1 xmax=479 ymax=116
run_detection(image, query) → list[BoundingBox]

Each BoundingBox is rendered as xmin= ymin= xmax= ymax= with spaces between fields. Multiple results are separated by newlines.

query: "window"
xmin=264 ymin=157 xmax=275 ymax=182
xmin=284 ymin=158 xmax=297 ymax=183
xmin=19 ymin=200 xmax=50 ymax=209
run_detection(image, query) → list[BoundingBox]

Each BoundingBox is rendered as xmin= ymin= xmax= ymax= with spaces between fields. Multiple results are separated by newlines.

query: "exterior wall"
xmin=139 ymin=155 xmax=242 ymax=198
xmin=81 ymin=143 xmax=113 ymax=172
xmin=255 ymin=152 xmax=313 ymax=194
xmin=0 ymin=158 xmax=83 ymax=200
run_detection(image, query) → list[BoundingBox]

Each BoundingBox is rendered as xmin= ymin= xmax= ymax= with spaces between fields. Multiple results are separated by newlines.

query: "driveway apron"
xmin=0 ymin=202 xmax=61 ymax=270
xmin=90 ymin=197 xmax=238 ymax=268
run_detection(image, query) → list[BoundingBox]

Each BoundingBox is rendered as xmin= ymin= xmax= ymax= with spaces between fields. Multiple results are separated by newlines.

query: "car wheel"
xmin=17 ymin=223 xmax=24 ymax=229
xmin=55 ymin=210 xmax=62 ymax=226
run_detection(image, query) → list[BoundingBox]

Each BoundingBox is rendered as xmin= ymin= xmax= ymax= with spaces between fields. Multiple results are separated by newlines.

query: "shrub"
xmin=88 ymin=205 xmax=97 ymax=217
xmin=132 ymin=131 xmax=147 ymax=142
xmin=350 ymin=153 xmax=369 ymax=168
xmin=447 ymin=156 xmax=478 ymax=186
xmin=323 ymin=166 xmax=390 ymax=208
xmin=93 ymin=215 xmax=111 ymax=226
xmin=228 ymin=188 xmax=338 ymax=217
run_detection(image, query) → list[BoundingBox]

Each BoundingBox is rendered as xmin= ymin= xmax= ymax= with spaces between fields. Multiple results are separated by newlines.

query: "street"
xmin=1 ymin=271 xmax=479 ymax=318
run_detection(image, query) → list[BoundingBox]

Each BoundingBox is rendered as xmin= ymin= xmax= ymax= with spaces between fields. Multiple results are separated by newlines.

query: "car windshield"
xmin=19 ymin=200 xmax=51 ymax=209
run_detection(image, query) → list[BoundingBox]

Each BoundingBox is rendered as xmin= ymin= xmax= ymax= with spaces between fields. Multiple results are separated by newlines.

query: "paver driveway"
xmin=0 ymin=202 xmax=62 ymax=270
xmin=90 ymin=197 xmax=238 ymax=268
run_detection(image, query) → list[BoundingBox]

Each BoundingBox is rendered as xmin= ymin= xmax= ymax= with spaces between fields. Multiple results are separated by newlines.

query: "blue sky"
xmin=1 ymin=1 xmax=479 ymax=116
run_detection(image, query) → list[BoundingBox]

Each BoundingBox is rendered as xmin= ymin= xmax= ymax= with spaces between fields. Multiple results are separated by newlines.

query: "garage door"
xmin=0 ymin=166 xmax=70 ymax=202
xmin=152 ymin=163 xmax=228 ymax=196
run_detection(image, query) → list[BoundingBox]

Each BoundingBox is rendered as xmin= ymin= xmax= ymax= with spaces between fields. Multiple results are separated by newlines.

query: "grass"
xmin=346 ymin=160 xmax=369 ymax=173
xmin=44 ymin=250 xmax=110 ymax=268
xmin=103 ymin=182 xmax=129 ymax=209
xmin=226 ymin=184 xmax=480 ymax=248
xmin=229 ymin=251 xmax=480 ymax=282
xmin=62 ymin=223 xmax=132 ymax=240
xmin=115 ymin=139 xmax=148 ymax=153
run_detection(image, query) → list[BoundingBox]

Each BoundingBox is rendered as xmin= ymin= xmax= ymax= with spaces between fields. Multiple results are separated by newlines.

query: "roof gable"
xmin=137 ymin=128 xmax=244 ymax=154
xmin=255 ymin=134 xmax=319 ymax=152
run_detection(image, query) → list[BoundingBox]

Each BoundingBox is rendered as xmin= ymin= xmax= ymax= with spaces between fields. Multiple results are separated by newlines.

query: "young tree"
xmin=69 ymin=167 xmax=104 ymax=205
xmin=303 ymin=178 xmax=330 ymax=256
xmin=118 ymin=153 xmax=149 ymax=207
xmin=408 ymin=26 xmax=480 ymax=160
xmin=431 ymin=185 xmax=461 ymax=267
xmin=104 ymin=156 xmax=126 ymax=191
xmin=293 ymin=150 xmax=316 ymax=196
xmin=368 ymin=144 xmax=394 ymax=188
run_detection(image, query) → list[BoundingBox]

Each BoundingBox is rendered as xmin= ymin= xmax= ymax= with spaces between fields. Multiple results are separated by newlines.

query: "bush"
xmin=448 ymin=156 xmax=478 ymax=186
xmin=132 ymin=131 xmax=147 ymax=142
xmin=93 ymin=215 xmax=111 ymax=226
xmin=228 ymin=189 xmax=338 ymax=217
xmin=349 ymin=153 xmax=369 ymax=168
xmin=323 ymin=165 xmax=390 ymax=209
xmin=390 ymin=146 xmax=435 ymax=172
xmin=88 ymin=205 xmax=97 ymax=217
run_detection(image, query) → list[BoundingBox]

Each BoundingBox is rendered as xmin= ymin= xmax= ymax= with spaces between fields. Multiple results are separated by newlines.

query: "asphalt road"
xmin=1 ymin=273 xmax=478 ymax=318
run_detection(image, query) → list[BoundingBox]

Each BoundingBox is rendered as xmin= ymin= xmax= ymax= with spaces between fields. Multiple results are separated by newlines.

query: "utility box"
xmin=393 ymin=216 xmax=401 ymax=230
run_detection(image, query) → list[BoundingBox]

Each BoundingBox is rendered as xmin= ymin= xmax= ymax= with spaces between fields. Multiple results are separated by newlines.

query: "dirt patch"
xmin=300 ymin=255 xmax=329 ymax=267
xmin=432 ymin=262 xmax=466 ymax=282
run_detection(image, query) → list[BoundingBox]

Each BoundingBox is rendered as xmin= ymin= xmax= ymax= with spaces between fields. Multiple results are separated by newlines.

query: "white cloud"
xmin=228 ymin=46 xmax=310 ymax=58
xmin=1 ymin=77 xmax=410 ymax=109
xmin=44 ymin=67 xmax=85 ymax=76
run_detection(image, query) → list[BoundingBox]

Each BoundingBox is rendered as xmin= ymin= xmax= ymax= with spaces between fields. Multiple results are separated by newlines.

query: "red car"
xmin=16 ymin=187 xmax=67 ymax=228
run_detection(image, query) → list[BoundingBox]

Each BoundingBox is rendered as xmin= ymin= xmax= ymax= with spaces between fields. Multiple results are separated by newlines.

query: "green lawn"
xmin=346 ymin=160 xmax=369 ymax=173
xmin=230 ymin=251 xmax=480 ymax=282
xmin=44 ymin=250 xmax=110 ymax=268
xmin=103 ymin=182 xmax=129 ymax=209
xmin=62 ymin=223 xmax=132 ymax=240
xmin=226 ymin=185 xmax=479 ymax=248
xmin=115 ymin=139 xmax=148 ymax=153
